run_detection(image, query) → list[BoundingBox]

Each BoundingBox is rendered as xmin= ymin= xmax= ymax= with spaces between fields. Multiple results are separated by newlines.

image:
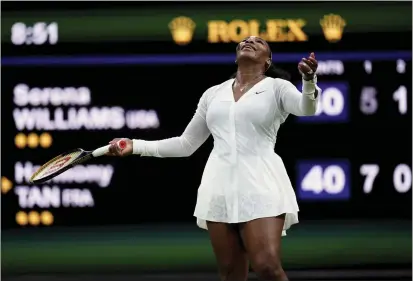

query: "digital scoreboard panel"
xmin=2 ymin=54 xmax=411 ymax=229
xmin=1 ymin=2 xmax=411 ymax=229
xmin=1 ymin=1 xmax=411 ymax=55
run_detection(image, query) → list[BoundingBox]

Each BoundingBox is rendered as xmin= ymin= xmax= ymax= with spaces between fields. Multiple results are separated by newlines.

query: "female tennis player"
xmin=108 ymin=36 xmax=320 ymax=281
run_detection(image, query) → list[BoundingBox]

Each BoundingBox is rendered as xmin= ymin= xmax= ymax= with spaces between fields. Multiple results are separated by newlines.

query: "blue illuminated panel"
xmin=296 ymin=82 xmax=349 ymax=123
xmin=296 ymin=160 xmax=351 ymax=200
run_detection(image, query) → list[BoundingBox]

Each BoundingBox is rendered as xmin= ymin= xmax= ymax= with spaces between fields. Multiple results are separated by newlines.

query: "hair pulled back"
xmin=231 ymin=40 xmax=291 ymax=81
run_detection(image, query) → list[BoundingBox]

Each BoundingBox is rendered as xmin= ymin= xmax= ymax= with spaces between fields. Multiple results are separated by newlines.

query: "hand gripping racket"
xmin=29 ymin=140 xmax=127 ymax=184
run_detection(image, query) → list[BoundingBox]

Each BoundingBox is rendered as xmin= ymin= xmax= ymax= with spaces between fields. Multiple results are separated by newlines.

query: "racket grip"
xmin=92 ymin=139 xmax=128 ymax=157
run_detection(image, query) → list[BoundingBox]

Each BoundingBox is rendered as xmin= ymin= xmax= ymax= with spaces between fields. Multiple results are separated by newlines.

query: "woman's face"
xmin=236 ymin=36 xmax=270 ymax=66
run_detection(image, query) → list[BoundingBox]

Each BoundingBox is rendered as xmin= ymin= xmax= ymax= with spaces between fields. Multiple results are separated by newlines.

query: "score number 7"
xmin=360 ymin=164 xmax=380 ymax=193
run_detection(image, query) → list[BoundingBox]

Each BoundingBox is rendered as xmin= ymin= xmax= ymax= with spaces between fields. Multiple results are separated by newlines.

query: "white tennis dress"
xmin=133 ymin=76 xmax=320 ymax=235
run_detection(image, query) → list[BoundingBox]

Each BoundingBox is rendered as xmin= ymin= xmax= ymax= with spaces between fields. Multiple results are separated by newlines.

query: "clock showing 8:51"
xmin=11 ymin=22 xmax=58 ymax=45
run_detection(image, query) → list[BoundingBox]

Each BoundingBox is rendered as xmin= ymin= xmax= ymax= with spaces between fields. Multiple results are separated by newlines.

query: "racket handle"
xmin=92 ymin=145 xmax=111 ymax=157
xmin=92 ymin=139 xmax=127 ymax=157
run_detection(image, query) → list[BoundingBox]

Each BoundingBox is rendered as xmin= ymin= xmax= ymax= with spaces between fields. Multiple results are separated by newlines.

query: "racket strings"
xmin=31 ymin=151 xmax=82 ymax=181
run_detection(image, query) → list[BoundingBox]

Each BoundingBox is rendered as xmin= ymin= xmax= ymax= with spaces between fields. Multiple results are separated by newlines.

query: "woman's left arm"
xmin=278 ymin=76 xmax=321 ymax=116
xmin=278 ymin=52 xmax=321 ymax=116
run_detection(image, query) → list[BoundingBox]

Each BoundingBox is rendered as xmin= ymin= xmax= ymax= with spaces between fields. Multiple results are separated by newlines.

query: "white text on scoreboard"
xmin=13 ymin=83 xmax=160 ymax=130
xmin=296 ymin=82 xmax=349 ymax=123
xmin=297 ymin=160 xmax=350 ymax=200
xmin=15 ymin=161 xmax=114 ymax=188
xmin=297 ymin=160 xmax=412 ymax=201
xmin=15 ymin=186 xmax=94 ymax=208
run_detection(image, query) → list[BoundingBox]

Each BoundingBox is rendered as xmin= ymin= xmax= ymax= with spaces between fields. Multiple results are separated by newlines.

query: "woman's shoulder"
xmin=203 ymin=79 xmax=233 ymax=97
xmin=267 ymin=77 xmax=292 ymax=86
xmin=265 ymin=77 xmax=296 ymax=94
xmin=211 ymin=79 xmax=234 ymax=91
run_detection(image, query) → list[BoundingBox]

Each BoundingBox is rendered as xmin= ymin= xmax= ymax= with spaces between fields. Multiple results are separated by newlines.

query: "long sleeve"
xmin=132 ymin=88 xmax=212 ymax=158
xmin=277 ymin=76 xmax=321 ymax=116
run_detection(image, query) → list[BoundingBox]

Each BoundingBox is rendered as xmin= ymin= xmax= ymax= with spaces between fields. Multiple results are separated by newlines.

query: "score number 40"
xmin=298 ymin=161 xmax=350 ymax=200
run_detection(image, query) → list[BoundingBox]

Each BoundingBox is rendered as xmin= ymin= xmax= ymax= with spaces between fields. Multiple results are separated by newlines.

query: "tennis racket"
xmin=30 ymin=140 xmax=126 ymax=184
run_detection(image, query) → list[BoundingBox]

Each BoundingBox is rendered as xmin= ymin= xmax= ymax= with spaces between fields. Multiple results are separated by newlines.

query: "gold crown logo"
xmin=169 ymin=16 xmax=196 ymax=45
xmin=320 ymin=14 xmax=346 ymax=43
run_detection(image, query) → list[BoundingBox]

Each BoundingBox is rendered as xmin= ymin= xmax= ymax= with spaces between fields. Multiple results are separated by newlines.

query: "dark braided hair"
xmin=231 ymin=39 xmax=291 ymax=81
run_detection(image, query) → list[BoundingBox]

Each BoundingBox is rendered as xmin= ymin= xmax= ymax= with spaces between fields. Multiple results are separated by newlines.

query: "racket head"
xmin=30 ymin=148 xmax=88 ymax=184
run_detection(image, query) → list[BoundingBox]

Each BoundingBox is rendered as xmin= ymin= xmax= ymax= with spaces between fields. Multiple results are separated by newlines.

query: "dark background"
xmin=1 ymin=1 xmax=412 ymax=280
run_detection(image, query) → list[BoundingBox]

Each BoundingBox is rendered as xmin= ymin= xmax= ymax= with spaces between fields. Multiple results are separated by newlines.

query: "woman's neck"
xmin=235 ymin=63 xmax=264 ymax=85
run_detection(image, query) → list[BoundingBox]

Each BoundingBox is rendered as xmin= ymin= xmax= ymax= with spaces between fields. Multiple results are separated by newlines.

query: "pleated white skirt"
xmin=193 ymin=151 xmax=299 ymax=236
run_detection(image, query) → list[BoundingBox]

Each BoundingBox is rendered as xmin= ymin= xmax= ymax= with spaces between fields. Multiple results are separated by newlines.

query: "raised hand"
xmin=298 ymin=52 xmax=318 ymax=81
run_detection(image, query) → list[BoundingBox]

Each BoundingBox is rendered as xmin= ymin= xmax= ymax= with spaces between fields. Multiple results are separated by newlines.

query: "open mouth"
xmin=242 ymin=45 xmax=255 ymax=51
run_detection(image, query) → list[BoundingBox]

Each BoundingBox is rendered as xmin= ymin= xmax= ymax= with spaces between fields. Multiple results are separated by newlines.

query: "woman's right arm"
xmin=131 ymin=87 xmax=213 ymax=158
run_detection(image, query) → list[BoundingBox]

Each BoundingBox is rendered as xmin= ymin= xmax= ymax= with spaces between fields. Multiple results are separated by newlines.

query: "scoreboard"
xmin=1 ymin=2 xmax=412 ymax=229
xmin=2 ymin=54 xmax=411 ymax=228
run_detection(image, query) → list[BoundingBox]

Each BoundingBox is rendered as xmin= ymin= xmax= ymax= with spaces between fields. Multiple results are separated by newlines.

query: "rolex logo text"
xmin=208 ymin=19 xmax=308 ymax=43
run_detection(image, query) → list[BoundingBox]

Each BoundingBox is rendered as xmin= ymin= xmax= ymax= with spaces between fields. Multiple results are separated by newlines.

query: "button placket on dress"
xmin=229 ymin=101 xmax=239 ymax=222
